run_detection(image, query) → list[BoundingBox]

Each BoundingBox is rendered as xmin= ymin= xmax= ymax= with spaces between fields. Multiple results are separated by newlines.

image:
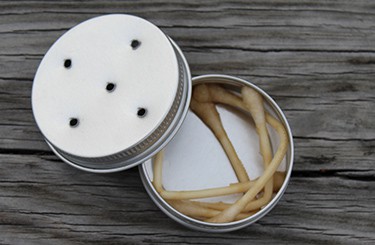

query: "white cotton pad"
xmin=144 ymin=105 xmax=286 ymax=204
xmin=32 ymin=14 xmax=179 ymax=158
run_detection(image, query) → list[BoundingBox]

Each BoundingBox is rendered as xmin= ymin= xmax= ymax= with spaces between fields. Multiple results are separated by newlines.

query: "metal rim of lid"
xmin=46 ymin=37 xmax=192 ymax=173
xmin=139 ymin=74 xmax=294 ymax=232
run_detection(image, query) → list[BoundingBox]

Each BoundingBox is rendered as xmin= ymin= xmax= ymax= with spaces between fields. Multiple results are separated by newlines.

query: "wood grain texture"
xmin=0 ymin=1 xmax=374 ymax=244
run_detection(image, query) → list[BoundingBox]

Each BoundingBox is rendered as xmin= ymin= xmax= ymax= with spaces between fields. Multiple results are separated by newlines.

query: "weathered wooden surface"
xmin=0 ymin=1 xmax=374 ymax=244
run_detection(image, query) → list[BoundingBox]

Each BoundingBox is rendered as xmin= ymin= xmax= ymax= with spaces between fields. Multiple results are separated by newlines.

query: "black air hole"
xmin=131 ymin=39 xmax=141 ymax=49
xmin=137 ymin=108 xmax=147 ymax=118
xmin=64 ymin=59 xmax=72 ymax=68
xmin=106 ymin=83 xmax=116 ymax=92
xmin=69 ymin=118 xmax=79 ymax=127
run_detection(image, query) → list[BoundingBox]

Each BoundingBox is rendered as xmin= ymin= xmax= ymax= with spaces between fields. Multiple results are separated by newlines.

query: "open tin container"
xmin=32 ymin=14 xmax=294 ymax=232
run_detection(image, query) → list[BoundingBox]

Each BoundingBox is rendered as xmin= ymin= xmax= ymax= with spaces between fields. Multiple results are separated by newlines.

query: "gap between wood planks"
xmin=0 ymin=149 xmax=373 ymax=181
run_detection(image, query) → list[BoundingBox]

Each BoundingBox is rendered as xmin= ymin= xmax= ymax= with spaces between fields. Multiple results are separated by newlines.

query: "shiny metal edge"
xmin=139 ymin=74 xmax=294 ymax=232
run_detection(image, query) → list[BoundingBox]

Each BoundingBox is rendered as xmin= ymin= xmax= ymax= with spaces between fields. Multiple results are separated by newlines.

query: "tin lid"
xmin=32 ymin=14 xmax=191 ymax=172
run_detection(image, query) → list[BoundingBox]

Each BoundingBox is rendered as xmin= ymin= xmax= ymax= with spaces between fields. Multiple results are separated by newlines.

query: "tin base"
xmin=139 ymin=75 xmax=294 ymax=232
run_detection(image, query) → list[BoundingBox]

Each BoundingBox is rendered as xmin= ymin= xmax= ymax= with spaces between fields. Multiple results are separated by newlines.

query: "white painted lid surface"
xmin=32 ymin=14 xmax=179 ymax=158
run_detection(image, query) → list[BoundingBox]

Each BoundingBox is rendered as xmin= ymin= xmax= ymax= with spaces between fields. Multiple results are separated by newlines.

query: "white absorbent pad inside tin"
xmin=32 ymin=14 xmax=178 ymax=158
xmin=145 ymin=105 xmax=286 ymax=204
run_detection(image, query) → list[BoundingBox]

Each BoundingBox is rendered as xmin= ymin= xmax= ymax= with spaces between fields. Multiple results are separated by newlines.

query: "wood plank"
xmin=0 ymin=154 xmax=374 ymax=244
xmin=1 ymin=0 xmax=375 ymax=56
xmin=0 ymin=51 xmax=374 ymax=152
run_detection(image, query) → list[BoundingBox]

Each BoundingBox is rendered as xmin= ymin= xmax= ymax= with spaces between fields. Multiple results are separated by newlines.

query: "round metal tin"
xmin=139 ymin=74 xmax=294 ymax=232
xmin=32 ymin=14 xmax=192 ymax=173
